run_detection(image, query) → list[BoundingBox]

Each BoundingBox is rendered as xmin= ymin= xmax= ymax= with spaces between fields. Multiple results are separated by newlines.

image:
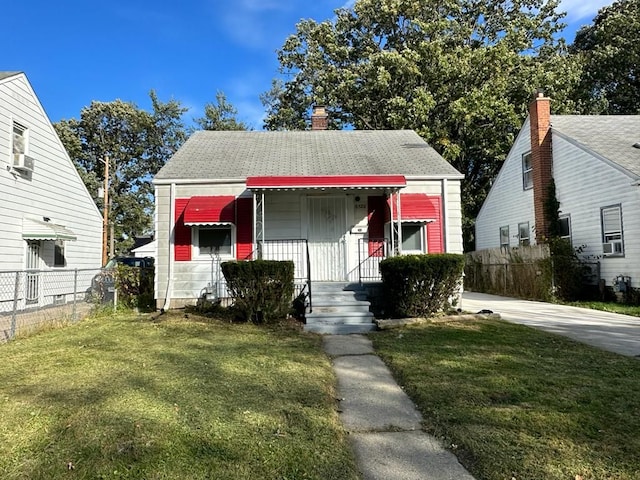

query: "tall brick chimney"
xmin=311 ymin=105 xmax=328 ymax=131
xmin=529 ymin=90 xmax=552 ymax=243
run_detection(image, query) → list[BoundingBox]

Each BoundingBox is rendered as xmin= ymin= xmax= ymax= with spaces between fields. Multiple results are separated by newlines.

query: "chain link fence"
xmin=0 ymin=268 xmax=108 ymax=341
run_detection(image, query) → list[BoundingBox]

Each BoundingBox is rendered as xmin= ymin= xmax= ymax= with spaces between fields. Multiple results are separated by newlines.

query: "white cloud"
xmin=559 ymin=0 xmax=614 ymax=21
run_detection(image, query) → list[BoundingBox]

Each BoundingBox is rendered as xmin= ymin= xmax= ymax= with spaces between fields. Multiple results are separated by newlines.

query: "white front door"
xmin=307 ymin=197 xmax=347 ymax=281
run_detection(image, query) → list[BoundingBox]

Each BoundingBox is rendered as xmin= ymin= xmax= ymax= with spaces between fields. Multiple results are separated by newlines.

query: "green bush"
xmin=380 ymin=254 xmax=465 ymax=318
xmin=221 ymin=260 xmax=295 ymax=323
xmin=115 ymin=265 xmax=155 ymax=311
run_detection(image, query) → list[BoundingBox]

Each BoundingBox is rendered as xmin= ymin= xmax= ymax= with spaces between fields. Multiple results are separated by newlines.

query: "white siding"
xmin=155 ymin=178 xmax=463 ymax=306
xmin=552 ymin=134 xmax=640 ymax=289
xmin=476 ymin=116 xmax=640 ymax=290
xmin=475 ymin=118 xmax=535 ymax=250
xmin=0 ymin=74 xmax=102 ymax=302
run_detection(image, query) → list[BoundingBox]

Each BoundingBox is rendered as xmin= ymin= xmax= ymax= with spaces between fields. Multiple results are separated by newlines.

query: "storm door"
xmin=307 ymin=197 xmax=347 ymax=281
xmin=25 ymin=241 xmax=41 ymax=304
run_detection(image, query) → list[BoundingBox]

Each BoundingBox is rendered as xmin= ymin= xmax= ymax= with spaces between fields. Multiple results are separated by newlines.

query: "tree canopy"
xmin=55 ymin=91 xmax=187 ymax=256
xmin=262 ymin=0 xmax=583 ymax=250
xmin=571 ymin=0 xmax=640 ymax=114
xmin=194 ymin=91 xmax=249 ymax=131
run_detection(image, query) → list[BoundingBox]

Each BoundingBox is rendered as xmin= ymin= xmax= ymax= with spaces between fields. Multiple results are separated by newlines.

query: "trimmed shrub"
xmin=221 ymin=260 xmax=295 ymax=323
xmin=380 ymin=254 xmax=465 ymax=318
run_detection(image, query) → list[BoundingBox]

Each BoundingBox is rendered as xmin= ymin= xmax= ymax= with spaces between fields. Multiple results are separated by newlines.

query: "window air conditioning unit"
xmin=13 ymin=153 xmax=35 ymax=173
xmin=602 ymin=242 xmax=622 ymax=255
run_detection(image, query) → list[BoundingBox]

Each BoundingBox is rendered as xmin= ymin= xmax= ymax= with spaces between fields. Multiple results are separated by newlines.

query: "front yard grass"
xmin=370 ymin=317 xmax=640 ymax=480
xmin=0 ymin=311 xmax=359 ymax=480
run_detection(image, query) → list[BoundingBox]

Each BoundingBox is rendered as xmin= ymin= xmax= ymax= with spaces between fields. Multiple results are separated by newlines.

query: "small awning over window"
xmin=183 ymin=196 xmax=236 ymax=226
xmin=390 ymin=193 xmax=440 ymax=221
xmin=246 ymin=175 xmax=407 ymax=190
xmin=22 ymin=218 xmax=77 ymax=241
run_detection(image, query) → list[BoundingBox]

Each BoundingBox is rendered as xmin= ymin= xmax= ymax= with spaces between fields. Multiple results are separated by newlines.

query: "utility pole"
xmin=102 ymin=155 xmax=109 ymax=266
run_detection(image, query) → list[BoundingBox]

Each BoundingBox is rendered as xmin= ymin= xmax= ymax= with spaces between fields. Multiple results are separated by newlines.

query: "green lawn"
xmin=568 ymin=301 xmax=640 ymax=317
xmin=370 ymin=317 xmax=640 ymax=480
xmin=0 ymin=311 xmax=359 ymax=480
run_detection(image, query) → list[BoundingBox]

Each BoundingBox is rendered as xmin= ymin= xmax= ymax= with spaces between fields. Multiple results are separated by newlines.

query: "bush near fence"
xmin=465 ymin=245 xmax=600 ymax=302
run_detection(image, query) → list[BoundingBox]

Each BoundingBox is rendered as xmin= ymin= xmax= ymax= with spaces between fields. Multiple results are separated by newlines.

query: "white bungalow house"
xmin=0 ymin=72 xmax=103 ymax=312
xmin=475 ymin=92 xmax=640 ymax=292
xmin=153 ymin=107 xmax=464 ymax=312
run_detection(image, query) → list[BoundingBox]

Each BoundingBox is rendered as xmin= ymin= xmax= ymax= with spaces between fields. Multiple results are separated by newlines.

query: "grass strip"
xmin=0 ymin=311 xmax=359 ymax=480
xmin=370 ymin=317 xmax=640 ymax=480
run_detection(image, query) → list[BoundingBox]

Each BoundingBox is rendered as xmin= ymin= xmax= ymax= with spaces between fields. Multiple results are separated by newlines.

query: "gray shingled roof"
xmin=551 ymin=115 xmax=640 ymax=178
xmin=154 ymin=130 xmax=462 ymax=181
xmin=0 ymin=71 xmax=21 ymax=81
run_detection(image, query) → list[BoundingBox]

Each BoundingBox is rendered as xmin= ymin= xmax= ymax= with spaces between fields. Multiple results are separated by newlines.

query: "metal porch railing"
xmin=357 ymin=238 xmax=389 ymax=283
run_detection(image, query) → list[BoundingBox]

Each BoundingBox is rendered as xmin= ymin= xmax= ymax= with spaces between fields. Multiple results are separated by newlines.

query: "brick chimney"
xmin=529 ymin=90 xmax=552 ymax=243
xmin=311 ymin=105 xmax=328 ymax=131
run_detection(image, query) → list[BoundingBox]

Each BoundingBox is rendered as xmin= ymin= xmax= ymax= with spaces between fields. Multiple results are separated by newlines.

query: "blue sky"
xmin=6 ymin=0 xmax=613 ymax=130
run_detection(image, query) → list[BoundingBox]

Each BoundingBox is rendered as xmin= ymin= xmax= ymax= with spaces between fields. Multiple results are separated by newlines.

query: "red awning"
xmin=390 ymin=193 xmax=440 ymax=220
xmin=246 ymin=175 xmax=406 ymax=190
xmin=183 ymin=196 xmax=236 ymax=225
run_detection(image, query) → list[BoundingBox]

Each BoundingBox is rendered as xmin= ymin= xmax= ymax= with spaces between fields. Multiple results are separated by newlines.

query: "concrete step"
xmin=304 ymin=323 xmax=377 ymax=334
xmin=306 ymin=312 xmax=375 ymax=325
xmin=311 ymin=304 xmax=371 ymax=314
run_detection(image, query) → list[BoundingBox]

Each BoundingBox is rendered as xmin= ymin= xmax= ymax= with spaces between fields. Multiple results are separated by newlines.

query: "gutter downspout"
xmin=162 ymin=182 xmax=176 ymax=311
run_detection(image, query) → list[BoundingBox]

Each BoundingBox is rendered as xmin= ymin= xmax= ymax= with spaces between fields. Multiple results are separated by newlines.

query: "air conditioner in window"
xmin=602 ymin=241 xmax=622 ymax=255
xmin=13 ymin=153 xmax=35 ymax=173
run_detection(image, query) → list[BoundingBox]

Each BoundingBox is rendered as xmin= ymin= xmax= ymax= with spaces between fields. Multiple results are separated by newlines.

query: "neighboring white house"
xmin=0 ymin=71 xmax=103 ymax=311
xmin=153 ymin=107 xmax=464 ymax=310
xmin=475 ymin=92 xmax=640 ymax=290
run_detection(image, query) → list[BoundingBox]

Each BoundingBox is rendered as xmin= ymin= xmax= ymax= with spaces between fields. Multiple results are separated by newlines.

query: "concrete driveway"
xmin=461 ymin=291 xmax=640 ymax=358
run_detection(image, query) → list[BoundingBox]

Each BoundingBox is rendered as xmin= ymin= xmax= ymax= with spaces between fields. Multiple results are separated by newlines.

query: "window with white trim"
xmin=559 ymin=215 xmax=571 ymax=243
xmin=518 ymin=222 xmax=530 ymax=246
xmin=13 ymin=122 xmax=27 ymax=154
xmin=499 ymin=226 xmax=509 ymax=249
xmin=401 ymin=223 xmax=425 ymax=253
xmin=601 ymin=205 xmax=623 ymax=256
xmin=522 ymin=152 xmax=533 ymax=190
xmin=195 ymin=226 xmax=234 ymax=257
xmin=54 ymin=240 xmax=66 ymax=267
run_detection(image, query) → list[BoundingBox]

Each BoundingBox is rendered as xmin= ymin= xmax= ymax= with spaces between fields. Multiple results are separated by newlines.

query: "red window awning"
xmin=246 ymin=175 xmax=406 ymax=190
xmin=183 ymin=196 xmax=236 ymax=225
xmin=390 ymin=193 xmax=440 ymax=220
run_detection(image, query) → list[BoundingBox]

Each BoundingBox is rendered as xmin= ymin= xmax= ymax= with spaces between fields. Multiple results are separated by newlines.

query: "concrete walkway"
xmin=462 ymin=291 xmax=640 ymax=357
xmin=323 ymin=335 xmax=476 ymax=480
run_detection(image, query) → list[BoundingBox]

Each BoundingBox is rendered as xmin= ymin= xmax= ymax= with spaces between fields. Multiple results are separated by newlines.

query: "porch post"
xmin=396 ymin=189 xmax=402 ymax=255
xmin=253 ymin=190 xmax=265 ymax=259
xmin=388 ymin=190 xmax=395 ymax=255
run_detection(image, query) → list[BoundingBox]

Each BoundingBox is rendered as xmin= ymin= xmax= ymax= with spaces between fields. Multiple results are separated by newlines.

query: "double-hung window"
xmin=559 ymin=215 xmax=571 ymax=243
xmin=518 ymin=222 xmax=530 ymax=246
xmin=522 ymin=152 xmax=533 ymax=190
xmin=13 ymin=122 xmax=27 ymax=155
xmin=601 ymin=205 xmax=623 ymax=256
xmin=54 ymin=240 xmax=66 ymax=267
xmin=499 ymin=226 xmax=509 ymax=249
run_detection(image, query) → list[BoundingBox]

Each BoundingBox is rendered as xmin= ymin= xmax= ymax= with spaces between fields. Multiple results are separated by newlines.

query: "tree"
xmin=194 ymin=91 xmax=249 ymax=130
xmin=263 ymin=0 xmax=582 ymax=250
xmin=571 ymin=0 xmax=640 ymax=114
xmin=55 ymin=92 xmax=187 ymax=256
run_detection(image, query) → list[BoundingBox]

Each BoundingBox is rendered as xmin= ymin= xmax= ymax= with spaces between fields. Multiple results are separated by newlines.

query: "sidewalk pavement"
xmin=462 ymin=291 xmax=640 ymax=357
xmin=323 ymin=335 xmax=476 ymax=480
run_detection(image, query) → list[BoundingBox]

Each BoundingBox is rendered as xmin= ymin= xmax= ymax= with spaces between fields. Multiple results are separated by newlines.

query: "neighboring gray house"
xmin=153 ymin=108 xmax=464 ymax=310
xmin=0 ymin=72 xmax=103 ymax=311
xmin=475 ymin=92 xmax=640 ymax=291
